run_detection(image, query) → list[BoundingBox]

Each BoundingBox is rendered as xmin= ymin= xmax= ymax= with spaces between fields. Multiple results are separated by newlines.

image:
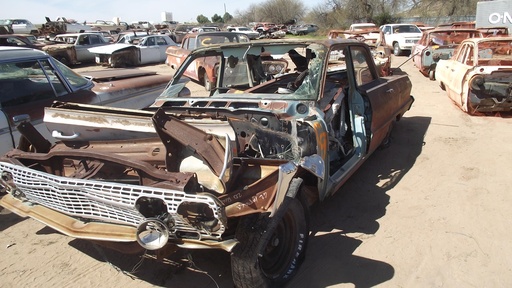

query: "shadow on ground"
xmin=286 ymin=115 xmax=431 ymax=288
xmin=31 ymin=115 xmax=430 ymax=288
xmin=0 ymin=207 xmax=26 ymax=232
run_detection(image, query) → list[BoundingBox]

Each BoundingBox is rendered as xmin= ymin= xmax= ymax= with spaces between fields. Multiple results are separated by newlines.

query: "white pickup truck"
xmin=380 ymin=23 xmax=422 ymax=56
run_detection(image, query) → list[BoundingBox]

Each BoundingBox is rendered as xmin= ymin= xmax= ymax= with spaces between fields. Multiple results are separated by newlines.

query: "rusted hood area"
xmin=43 ymin=44 xmax=74 ymax=51
xmin=88 ymin=43 xmax=134 ymax=55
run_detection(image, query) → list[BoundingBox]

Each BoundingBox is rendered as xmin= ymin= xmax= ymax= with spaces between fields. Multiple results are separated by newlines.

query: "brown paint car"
xmin=165 ymin=32 xmax=250 ymax=90
xmin=0 ymin=40 xmax=414 ymax=287
xmin=0 ymin=46 xmax=172 ymax=154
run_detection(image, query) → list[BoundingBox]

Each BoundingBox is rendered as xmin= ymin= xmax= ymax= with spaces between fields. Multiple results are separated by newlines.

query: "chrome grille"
xmin=0 ymin=162 xmax=225 ymax=239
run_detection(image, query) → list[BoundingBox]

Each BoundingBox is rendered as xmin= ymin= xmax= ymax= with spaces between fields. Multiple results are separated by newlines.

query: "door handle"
xmin=52 ymin=130 xmax=80 ymax=139
xmin=386 ymin=89 xmax=394 ymax=93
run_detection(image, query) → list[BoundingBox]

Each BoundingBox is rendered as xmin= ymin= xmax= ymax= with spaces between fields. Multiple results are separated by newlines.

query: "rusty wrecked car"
xmin=411 ymin=28 xmax=483 ymax=80
xmin=0 ymin=39 xmax=414 ymax=287
xmin=327 ymin=28 xmax=392 ymax=76
xmin=165 ymin=31 xmax=250 ymax=91
xmin=42 ymin=32 xmax=110 ymax=65
xmin=436 ymin=36 xmax=512 ymax=115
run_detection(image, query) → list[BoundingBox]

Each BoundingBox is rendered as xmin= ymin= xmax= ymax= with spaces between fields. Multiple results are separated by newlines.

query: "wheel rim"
xmin=429 ymin=70 xmax=435 ymax=80
xmin=259 ymin=210 xmax=297 ymax=278
xmin=203 ymin=75 xmax=212 ymax=91
xmin=466 ymin=95 xmax=478 ymax=115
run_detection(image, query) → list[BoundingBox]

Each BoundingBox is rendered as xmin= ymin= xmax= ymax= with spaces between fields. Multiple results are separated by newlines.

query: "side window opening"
xmin=350 ymin=47 xmax=375 ymax=86
xmin=0 ymin=60 xmax=57 ymax=108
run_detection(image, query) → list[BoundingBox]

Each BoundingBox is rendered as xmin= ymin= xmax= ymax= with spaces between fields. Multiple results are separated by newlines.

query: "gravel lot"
xmin=1 ymin=52 xmax=511 ymax=288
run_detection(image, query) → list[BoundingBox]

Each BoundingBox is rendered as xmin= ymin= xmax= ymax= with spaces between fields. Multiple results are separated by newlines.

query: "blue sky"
xmin=1 ymin=0 xmax=321 ymax=25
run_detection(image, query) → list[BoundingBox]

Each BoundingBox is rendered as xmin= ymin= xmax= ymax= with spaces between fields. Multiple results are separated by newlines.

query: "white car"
xmin=0 ymin=19 xmax=38 ymax=34
xmin=88 ymin=34 xmax=178 ymax=67
xmin=436 ymin=37 xmax=512 ymax=115
xmin=380 ymin=23 xmax=422 ymax=56
xmin=227 ymin=26 xmax=260 ymax=39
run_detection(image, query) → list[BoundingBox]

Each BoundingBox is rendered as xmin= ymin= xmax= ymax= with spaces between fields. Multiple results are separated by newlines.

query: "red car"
xmin=412 ymin=28 xmax=482 ymax=80
xmin=165 ymin=32 xmax=250 ymax=90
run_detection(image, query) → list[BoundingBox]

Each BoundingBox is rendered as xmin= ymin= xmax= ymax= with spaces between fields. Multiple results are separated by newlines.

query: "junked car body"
xmin=0 ymin=46 xmax=172 ymax=155
xmin=327 ymin=29 xmax=392 ymax=76
xmin=226 ymin=26 xmax=259 ymax=39
xmin=42 ymin=32 xmax=110 ymax=65
xmin=0 ymin=19 xmax=38 ymax=35
xmin=165 ymin=32 xmax=250 ymax=90
xmin=412 ymin=28 xmax=483 ymax=80
xmin=436 ymin=37 xmax=512 ymax=115
xmin=88 ymin=34 xmax=178 ymax=67
xmin=0 ymin=34 xmax=46 ymax=50
xmin=39 ymin=17 xmax=92 ymax=35
xmin=0 ymin=39 xmax=413 ymax=287
xmin=478 ymin=27 xmax=509 ymax=37
xmin=87 ymin=20 xmax=128 ymax=32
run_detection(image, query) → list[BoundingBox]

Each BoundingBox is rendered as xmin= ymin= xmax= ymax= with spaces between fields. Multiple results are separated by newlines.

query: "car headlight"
xmin=470 ymin=76 xmax=485 ymax=90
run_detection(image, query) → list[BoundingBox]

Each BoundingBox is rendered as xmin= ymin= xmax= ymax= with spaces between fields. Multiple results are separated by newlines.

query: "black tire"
xmin=379 ymin=120 xmax=395 ymax=149
xmin=466 ymin=95 xmax=478 ymax=116
xmin=231 ymin=179 xmax=309 ymax=288
xmin=428 ymin=69 xmax=435 ymax=81
xmin=393 ymin=42 xmax=402 ymax=56
xmin=202 ymin=71 xmax=213 ymax=91
xmin=58 ymin=56 xmax=70 ymax=66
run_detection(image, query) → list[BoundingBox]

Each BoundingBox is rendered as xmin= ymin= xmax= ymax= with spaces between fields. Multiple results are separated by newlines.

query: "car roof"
xmin=469 ymin=36 xmax=512 ymax=43
xmin=55 ymin=33 xmax=99 ymax=37
xmin=0 ymin=46 xmax=48 ymax=62
xmin=427 ymin=28 xmax=481 ymax=33
xmin=383 ymin=23 xmax=418 ymax=27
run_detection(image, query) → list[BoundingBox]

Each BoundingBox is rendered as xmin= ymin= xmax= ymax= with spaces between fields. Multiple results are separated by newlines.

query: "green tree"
xmin=223 ymin=12 xmax=233 ymax=23
xmin=211 ymin=14 xmax=224 ymax=23
xmin=259 ymin=0 xmax=305 ymax=24
xmin=197 ymin=14 xmax=211 ymax=24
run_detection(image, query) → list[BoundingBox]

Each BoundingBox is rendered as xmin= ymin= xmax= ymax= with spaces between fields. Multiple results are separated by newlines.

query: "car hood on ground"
xmin=88 ymin=44 xmax=134 ymax=54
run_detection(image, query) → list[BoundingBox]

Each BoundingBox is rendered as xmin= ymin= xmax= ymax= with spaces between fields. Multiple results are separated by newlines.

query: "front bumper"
xmin=0 ymin=161 xmax=232 ymax=249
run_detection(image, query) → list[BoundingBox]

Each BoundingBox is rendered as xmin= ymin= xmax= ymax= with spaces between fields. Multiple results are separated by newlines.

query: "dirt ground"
xmin=1 ymin=53 xmax=512 ymax=288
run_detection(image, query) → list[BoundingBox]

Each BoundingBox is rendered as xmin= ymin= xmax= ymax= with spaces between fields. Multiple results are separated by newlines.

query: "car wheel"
xmin=465 ymin=95 xmax=478 ymax=116
xmin=379 ymin=120 xmax=395 ymax=149
xmin=393 ymin=42 xmax=402 ymax=56
xmin=231 ymin=178 xmax=309 ymax=288
xmin=428 ymin=69 xmax=435 ymax=81
xmin=58 ymin=56 xmax=70 ymax=66
xmin=202 ymin=72 xmax=213 ymax=91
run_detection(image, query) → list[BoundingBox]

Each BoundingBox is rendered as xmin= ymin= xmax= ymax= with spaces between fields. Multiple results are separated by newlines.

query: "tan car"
xmin=87 ymin=20 xmax=128 ymax=32
xmin=436 ymin=37 xmax=512 ymax=115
